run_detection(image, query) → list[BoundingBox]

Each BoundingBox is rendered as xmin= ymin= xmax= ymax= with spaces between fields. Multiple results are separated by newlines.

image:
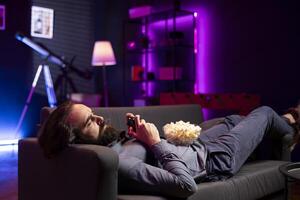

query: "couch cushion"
xmin=118 ymin=195 xmax=168 ymax=200
xmin=189 ymin=160 xmax=287 ymax=200
xmin=118 ymin=160 xmax=288 ymax=200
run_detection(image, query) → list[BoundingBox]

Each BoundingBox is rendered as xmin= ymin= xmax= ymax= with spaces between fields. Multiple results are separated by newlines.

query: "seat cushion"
xmin=118 ymin=160 xmax=288 ymax=200
xmin=189 ymin=160 xmax=287 ymax=200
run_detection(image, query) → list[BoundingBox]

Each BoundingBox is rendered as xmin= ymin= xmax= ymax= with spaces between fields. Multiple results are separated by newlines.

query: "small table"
xmin=280 ymin=162 xmax=300 ymax=200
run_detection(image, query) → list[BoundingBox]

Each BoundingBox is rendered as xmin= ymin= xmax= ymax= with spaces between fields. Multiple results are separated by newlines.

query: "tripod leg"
xmin=43 ymin=65 xmax=57 ymax=107
xmin=14 ymin=65 xmax=43 ymax=138
xmin=66 ymin=76 xmax=78 ymax=93
xmin=54 ymin=74 xmax=64 ymax=102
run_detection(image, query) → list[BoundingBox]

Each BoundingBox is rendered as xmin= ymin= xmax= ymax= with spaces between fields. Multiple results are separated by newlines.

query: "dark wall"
xmin=181 ymin=0 xmax=300 ymax=112
xmin=31 ymin=0 xmax=96 ymax=98
xmin=0 ymin=0 xmax=98 ymax=138
xmin=0 ymin=0 xmax=32 ymax=139
xmin=94 ymin=0 xmax=128 ymax=106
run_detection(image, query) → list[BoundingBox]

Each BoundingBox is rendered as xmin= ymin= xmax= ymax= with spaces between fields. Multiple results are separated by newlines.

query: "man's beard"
xmin=96 ymin=125 xmax=123 ymax=146
xmin=73 ymin=123 xmax=124 ymax=146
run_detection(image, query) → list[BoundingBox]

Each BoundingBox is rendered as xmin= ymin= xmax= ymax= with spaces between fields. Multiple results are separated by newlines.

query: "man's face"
xmin=66 ymin=104 xmax=105 ymax=141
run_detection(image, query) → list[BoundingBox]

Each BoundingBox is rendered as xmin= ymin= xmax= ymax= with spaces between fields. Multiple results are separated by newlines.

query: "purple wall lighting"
xmin=146 ymin=13 xmax=196 ymax=97
xmin=193 ymin=8 xmax=212 ymax=94
xmin=138 ymin=6 xmax=212 ymax=110
xmin=194 ymin=8 xmax=213 ymax=120
xmin=0 ymin=5 xmax=6 ymax=30
xmin=141 ymin=24 xmax=155 ymax=97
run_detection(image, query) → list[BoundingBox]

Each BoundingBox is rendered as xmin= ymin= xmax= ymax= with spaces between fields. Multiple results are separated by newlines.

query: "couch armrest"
xmin=19 ymin=138 xmax=119 ymax=200
xmin=281 ymin=133 xmax=293 ymax=161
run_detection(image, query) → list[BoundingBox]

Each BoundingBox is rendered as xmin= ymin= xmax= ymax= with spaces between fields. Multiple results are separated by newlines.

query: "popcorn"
xmin=163 ymin=121 xmax=202 ymax=146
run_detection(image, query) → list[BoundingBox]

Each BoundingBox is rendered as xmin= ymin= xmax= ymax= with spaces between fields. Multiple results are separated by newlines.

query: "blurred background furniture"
xmin=123 ymin=8 xmax=196 ymax=106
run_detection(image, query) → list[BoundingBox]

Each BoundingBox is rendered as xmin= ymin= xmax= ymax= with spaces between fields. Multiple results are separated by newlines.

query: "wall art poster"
xmin=0 ymin=5 xmax=5 ymax=30
xmin=31 ymin=6 xmax=54 ymax=39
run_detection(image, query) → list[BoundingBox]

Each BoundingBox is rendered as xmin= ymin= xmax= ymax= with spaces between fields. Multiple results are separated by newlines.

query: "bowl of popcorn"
xmin=163 ymin=120 xmax=202 ymax=146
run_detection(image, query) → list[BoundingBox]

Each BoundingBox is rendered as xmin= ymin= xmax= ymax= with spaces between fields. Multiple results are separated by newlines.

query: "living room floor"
xmin=0 ymin=145 xmax=18 ymax=200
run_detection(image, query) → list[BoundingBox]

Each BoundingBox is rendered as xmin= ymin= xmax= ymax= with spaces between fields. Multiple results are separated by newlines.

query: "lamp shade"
xmin=91 ymin=41 xmax=116 ymax=66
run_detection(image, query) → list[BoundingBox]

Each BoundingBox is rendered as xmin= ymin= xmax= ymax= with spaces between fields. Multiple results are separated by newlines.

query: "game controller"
xmin=127 ymin=117 xmax=136 ymax=131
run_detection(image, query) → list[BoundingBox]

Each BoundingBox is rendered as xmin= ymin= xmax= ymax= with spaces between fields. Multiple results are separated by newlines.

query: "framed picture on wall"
xmin=0 ymin=5 xmax=5 ymax=30
xmin=31 ymin=6 xmax=54 ymax=39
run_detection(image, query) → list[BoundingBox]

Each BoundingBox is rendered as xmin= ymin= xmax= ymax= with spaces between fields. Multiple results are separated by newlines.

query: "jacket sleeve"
xmin=118 ymin=140 xmax=197 ymax=198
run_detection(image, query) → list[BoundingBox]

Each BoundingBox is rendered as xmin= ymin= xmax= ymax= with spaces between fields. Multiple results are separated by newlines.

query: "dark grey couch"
xmin=18 ymin=104 xmax=291 ymax=200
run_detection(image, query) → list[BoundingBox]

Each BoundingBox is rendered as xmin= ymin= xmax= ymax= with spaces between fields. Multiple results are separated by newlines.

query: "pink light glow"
xmin=142 ymin=49 xmax=147 ymax=97
xmin=194 ymin=28 xmax=198 ymax=54
xmin=129 ymin=5 xmax=152 ymax=19
xmin=150 ymin=15 xmax=194 ymax=29
xmin=146 ymin=30 xmax=155 ymax=97
xmin=141 ymin=25 xmax=147 ymax=97
xmin=194 ymin=8 xmax=211 ymax=94
xmin=127 ymin=41 xmax=136 ymax=49
xmin=192 ymin=7 xmax=212 ymax=120
xmin=0 ymin=5 xmax=6 ymax=30
xmin=194 ymin=12 xmax=198 ymax=18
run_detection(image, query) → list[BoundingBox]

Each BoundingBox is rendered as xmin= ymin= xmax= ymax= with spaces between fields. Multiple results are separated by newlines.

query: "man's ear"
xmin=68 ymin=127 xmax=77 ymax=144
xmin=71 ymin=128 xmax=84 ymax=144
xmin=57 ymin=123 xmax=74 ymax=144
xmin=71 ymin=128 xmax=98 ymax=144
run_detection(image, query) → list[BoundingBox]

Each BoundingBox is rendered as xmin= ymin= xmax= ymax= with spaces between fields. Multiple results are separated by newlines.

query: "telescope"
xmin=15 ymin=32 xmax=92 ymax=79
xmin=15 ymin=32 xmax=66 ymax=67
xmin=14 ymin=32 xmax=95 ymax=138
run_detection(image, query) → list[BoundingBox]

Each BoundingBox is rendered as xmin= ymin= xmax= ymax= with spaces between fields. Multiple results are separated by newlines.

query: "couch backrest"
xmin=41 ymin=104 xmax=204 ymax=135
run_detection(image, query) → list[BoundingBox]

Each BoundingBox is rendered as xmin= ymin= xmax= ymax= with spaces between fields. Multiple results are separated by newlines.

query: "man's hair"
xmin=38 ymin=101 xmax=75 ymax=158
xmin=38 ymin=101 xmax=125 ymax=158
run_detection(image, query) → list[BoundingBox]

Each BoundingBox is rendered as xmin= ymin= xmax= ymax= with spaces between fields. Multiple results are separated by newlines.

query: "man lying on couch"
xmin=38 ymin=101 xmax=299 ymax=198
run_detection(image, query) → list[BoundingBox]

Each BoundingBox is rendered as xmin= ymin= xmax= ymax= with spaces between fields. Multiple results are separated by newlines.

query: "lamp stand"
xmin=102 ymin=65 xmax=109 ymax=107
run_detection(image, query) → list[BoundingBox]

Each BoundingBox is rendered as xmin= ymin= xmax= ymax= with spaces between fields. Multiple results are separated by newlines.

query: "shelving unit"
xmin=123 ymin=8 xmax=196 ymax=106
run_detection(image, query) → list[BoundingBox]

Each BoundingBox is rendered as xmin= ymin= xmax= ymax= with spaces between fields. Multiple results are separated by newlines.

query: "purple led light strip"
xmin=142 ymin=8 xmax=211 ymax=101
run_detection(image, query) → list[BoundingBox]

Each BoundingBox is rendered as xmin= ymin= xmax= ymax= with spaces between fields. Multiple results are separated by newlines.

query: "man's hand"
xmin=126 ymin=113 xmax=161 ymax=147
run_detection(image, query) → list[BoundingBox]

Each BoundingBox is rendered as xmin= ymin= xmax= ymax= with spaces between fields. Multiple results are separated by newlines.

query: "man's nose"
xmin=94 ymin=115 xmax=104 ymax=125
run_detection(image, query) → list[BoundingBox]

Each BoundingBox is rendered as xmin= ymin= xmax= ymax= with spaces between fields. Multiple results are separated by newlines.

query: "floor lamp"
xmin=91 ymin=41 xmax=116 ymax=107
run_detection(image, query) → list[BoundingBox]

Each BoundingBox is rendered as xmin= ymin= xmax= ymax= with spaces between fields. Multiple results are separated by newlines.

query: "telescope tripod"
xmin=14 ymin=64 xmax=77 ymax=137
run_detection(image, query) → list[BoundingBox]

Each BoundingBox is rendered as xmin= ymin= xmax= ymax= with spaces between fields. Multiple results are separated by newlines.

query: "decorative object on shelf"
xmin=0 ymin=5 xmax=5 ymax=30
xmin=91 ymin=41 xmax=116 ymax=107
xmin=131 ymin=65 xmax=144 ymax=81
xmin=139 ymin=35 xmax=150 ymax=49
xmin=169 ymin=31 xmax=184 ymax=45
xmin=146 ymin=72 xmax=155 ymax=81
xmin=127 ymin=41 xmax=136 ymax=50
xmin=159 ymin=67 xmax=182 ymax=80
xmin=31 ymin=6 xmax=54 ymax=39
xmin=133 ymin=99 xmax=146 ymax=107
xmin=129 ymin=5 xmax=152 ymax=19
